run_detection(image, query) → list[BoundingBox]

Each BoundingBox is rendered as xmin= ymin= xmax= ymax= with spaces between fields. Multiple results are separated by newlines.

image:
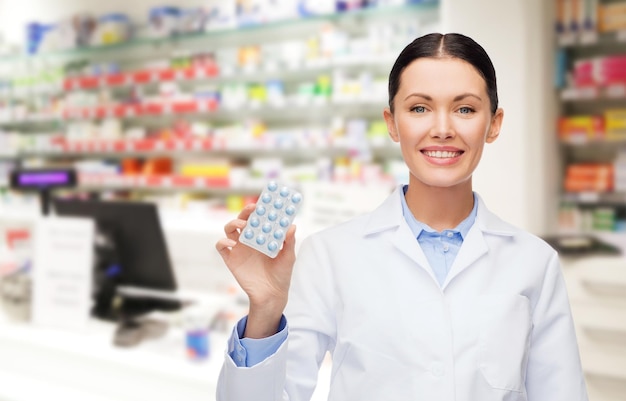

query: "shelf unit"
xmin=0 ymin=3 xmax=440 ymax=203
xmin=555 ymin=1 xmax=626 ymax=239
xmin=554 ymin=2 xmax=626 ymax=400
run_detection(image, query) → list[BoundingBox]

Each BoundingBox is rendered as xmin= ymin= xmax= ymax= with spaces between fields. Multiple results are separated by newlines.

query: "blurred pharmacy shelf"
xmin=554 ymin=0 xmax=626 ymax=240
xmin=0 ymin=2 xmax=439 ymax=209
xmin=554 ymin=2 xmax=626 ymax=399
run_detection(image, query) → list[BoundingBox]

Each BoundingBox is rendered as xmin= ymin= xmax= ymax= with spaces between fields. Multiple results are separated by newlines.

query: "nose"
xmin=431 ymin=111 xmax=454 ymax=140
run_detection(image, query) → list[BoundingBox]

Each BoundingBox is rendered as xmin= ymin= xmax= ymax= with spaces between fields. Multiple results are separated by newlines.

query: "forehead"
xmin=398 ymin=57 xmax=487 ymax=96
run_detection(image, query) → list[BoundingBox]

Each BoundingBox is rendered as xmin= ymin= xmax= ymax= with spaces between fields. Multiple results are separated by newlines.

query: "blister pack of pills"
xmin=239 ymin=181 xmax=303 ymax=258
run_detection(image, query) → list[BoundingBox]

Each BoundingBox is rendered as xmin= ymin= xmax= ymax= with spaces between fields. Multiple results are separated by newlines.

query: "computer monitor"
xmin=52 ymin=198 xmax=180 ymax=319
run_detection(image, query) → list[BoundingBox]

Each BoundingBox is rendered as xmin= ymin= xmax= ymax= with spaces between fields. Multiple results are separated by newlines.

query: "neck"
xmin=404 ymin=178 xmax=475 ymax=232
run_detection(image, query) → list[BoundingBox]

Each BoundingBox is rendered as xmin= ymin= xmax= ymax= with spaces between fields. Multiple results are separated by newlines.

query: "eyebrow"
xmin=404 ymin=93 xmax=483 ymax=102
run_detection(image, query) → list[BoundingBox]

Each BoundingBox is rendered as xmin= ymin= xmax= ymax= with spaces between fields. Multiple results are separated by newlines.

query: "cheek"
xmin=397 ymin=118 xmax=431 ymax=140
xmin=454 ymin=118 xmax=490 ymax=141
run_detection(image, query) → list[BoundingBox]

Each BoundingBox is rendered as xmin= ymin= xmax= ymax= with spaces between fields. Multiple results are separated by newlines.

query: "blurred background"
xmin=0 ymin=0 xmax=624 ymax=400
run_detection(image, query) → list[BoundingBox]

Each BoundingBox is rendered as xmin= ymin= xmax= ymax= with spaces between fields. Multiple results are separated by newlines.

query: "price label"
xmin=162 ymin=177 xmax=172 ymax=187
xmin=194 ymin=177 xmax=205 ymax=188
xmin=175 ymin=70 xmax=184 ymax=80
xmin=579 ymin=31 xmax=598 ymax=45
xmin=579 ymin=87 xmax=598 ymax=99
xmin=163 ymin=104 xmax=173 ymax=115
xmin=606 ymin=85 xmax=626 ymax=98
xmin=578 ymin=192 xmax=599 ymax=203
xmin=567 ymin=135 xmax=588 ymax=145
xmin=558 ymin=33 xmax=577 ymax=47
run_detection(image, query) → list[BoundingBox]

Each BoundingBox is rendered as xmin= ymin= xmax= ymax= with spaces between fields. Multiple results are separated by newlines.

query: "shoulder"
xmin=475 ymin=195 xmax=557 ymax=257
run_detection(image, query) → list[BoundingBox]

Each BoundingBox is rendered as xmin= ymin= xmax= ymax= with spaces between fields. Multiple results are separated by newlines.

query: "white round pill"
xmin=267 ymin=181 xmax=278 ymax=191
xmin=244 ymin=229 xmax=254 ymax=239
xmin=261 ymin=193 xmax=272 ymax=203
xmin=285 ymin=205 xmax=296 ymax=216
xmin=273 ymin=229 xmax=284 ymax=240
xmin=250 ymin=217 xmax=260 ymax=227
xmin=273 ymin=199 xmax=284 ymax=209
xmin=279 ymin=217 xmax=290 ymax=228
xmin=268 ymin=241 xmax=278 ymax=252
xmin=256 ymin=235 xmax=266 ymax=245
xmin=256 ymin=205 xmax=266 ymax=216
xmin=291 ymin=193 xmax=302 ymax=203
xmin=262 ymin=223 xmax=272 ymax=233
xmin=268 ymin=211 xmax=278 ymax=221
xmin=279 ymin=187 xmax=289 ymax=197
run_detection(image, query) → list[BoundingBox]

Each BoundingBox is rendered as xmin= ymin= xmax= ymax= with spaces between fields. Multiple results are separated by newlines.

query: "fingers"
xmin=237 ymin=203 xmax=256 ymax=220
xmin=215 ymin=238 xmax=237 ymax=261
xmin=224 ymin=203 xmax=256 ymax=241
xmin=280 ymin=225 xmax=297 ymax=259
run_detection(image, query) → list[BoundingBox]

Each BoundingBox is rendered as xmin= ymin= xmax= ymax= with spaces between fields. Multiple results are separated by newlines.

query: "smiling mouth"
xmin=421 ymin=150 xmax=464 ymax=158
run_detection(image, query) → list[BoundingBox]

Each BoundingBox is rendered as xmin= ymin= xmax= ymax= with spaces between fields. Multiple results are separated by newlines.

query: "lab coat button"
xmin=430 ymin=362 xmax=445 ymax=377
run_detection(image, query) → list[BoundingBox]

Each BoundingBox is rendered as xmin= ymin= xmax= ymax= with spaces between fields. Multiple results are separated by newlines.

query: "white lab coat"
xmin=217 ymin=186 xmax=588 ymax=401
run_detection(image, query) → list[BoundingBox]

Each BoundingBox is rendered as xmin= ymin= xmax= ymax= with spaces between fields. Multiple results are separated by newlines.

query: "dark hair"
xmin=388 ymin=33 xmax=498 ymax=114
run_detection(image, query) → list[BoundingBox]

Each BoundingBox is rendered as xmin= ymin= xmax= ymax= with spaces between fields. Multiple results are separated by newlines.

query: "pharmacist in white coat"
xmin=215 ymin=33 xmax=588 ymax=401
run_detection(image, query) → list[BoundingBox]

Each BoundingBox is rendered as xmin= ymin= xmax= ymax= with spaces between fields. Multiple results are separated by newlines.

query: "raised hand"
xmin=215 ymin=203 xmax=297 ymax=338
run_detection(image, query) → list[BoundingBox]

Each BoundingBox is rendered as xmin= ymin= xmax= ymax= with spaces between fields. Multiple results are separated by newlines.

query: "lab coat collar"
xmin=363 ymin=185 xmax=517 ymax=288
xmin=364 ymin=185 xmax=517 ymax=237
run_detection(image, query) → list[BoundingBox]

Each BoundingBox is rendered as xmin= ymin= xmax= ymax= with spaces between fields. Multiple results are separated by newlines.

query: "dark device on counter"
xmin=543 ymin=234 xmax=622 ymax=256
xmin=10 ymin=168 xmax=77 ymax=215
xmin=52 ymin=198 xmax=182 ymax=320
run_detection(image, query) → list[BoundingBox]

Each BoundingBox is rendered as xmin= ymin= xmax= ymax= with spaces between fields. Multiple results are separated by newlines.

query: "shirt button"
xmin=443 ymin=245 xmax=449 ymax=252
xmin=446 ymin=232 xmax=454 ymax=237
xmin=430 ymin=362 xmax=445 ymax=377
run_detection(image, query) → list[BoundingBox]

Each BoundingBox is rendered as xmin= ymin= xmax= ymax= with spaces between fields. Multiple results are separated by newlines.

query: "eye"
xmin=411 ymin=106 xmax=427 ymax=113
xmin=458 ymin=106 xmax=475 ymax=114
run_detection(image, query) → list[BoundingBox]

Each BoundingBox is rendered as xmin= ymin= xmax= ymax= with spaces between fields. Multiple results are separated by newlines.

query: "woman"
xmin=215 ymin=33 xmax=588 ymax=401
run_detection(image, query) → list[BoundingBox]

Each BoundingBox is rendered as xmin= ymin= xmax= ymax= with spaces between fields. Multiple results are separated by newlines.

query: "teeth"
xmin=423 ymin=150 xmax=461 ymax=158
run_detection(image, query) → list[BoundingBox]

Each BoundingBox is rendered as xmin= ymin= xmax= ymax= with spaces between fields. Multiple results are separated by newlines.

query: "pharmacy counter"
xmin=561 ymin=255 xmax=626 ymax=401
xmin=0 ymin=296 xmax=331 ymax=401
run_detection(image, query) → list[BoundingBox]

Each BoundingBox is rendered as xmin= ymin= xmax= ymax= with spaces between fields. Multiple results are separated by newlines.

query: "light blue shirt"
xmin=400 ymin=185 xmax=477 ymax=286
xmin=229 ymin=185 xmax=478 ymax=367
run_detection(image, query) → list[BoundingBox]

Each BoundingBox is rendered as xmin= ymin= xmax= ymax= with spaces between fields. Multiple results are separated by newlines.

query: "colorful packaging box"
xmin=605 ymin=109 xmax=626 ymax=140
xmin=558 ymin=115 xmax=605 ymax=141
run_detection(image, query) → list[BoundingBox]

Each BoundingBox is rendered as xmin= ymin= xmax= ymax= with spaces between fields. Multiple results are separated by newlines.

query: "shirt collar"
xmin=400 ymin=185 xmax=477 ymax=240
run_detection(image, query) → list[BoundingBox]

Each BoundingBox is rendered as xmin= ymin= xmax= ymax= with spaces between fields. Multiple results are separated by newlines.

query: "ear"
xmin=383 ymin=107 xmax=399 ymax=143
xmin=486 ymin=108 xmax=504 ymax=143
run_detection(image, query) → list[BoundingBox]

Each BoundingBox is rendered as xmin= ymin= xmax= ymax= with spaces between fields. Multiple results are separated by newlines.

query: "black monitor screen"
xmin=52 ymin=198 xmax=177 ymax=292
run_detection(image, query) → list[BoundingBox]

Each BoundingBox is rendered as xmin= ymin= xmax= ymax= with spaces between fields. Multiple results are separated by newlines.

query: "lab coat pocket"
xmin=329 ymin=342 xmax=419 ymax=401
xmin=478 ymin=293 xmax=532 ymax=392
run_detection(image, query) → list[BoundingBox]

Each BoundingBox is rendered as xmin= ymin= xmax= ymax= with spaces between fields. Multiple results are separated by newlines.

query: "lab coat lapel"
xmin=364 ymin=186 xmax=434 ymax=279
xmin=391 ymin=222 xmax=434 ymax=277
xmin=442 ymin=224 xmax=488 ymax=288
xmin=442 ymin=194 xmax=515 ymax=288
